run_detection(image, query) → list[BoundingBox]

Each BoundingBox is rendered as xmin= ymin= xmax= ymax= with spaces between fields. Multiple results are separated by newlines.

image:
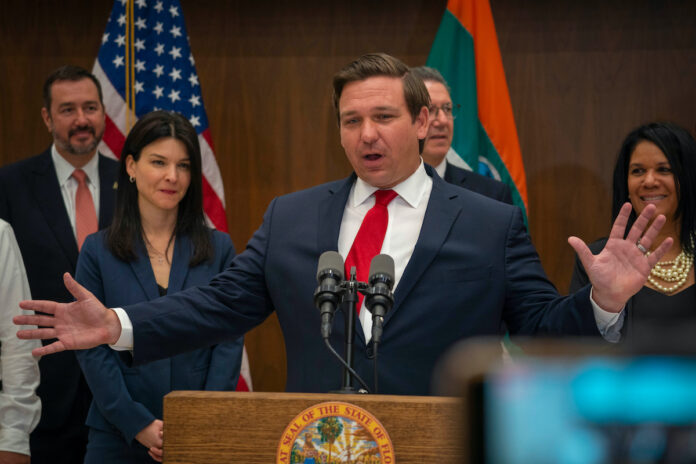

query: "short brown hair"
xmin=332 ymin=53 xmax=430 ymax=126
xmin=42 ymin=65 xmax=104 ymax=111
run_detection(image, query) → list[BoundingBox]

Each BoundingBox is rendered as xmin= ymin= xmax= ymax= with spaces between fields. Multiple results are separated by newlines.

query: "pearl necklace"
xmin=646 ymin=249 xmax=693 ymax=293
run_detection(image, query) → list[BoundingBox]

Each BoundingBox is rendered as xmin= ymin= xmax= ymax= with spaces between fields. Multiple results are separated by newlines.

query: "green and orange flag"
xmin=427 ymin=0 xmax=528 ymax=221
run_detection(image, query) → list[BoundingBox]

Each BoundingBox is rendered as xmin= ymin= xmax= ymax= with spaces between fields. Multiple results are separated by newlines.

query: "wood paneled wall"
xmin=1 ymin=0 xmax=694 ymax=392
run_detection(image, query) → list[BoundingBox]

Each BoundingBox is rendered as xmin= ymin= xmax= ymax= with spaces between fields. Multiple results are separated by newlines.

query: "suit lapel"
xmin=98 ymin=154 xmax=118 ymax=229
xmin=386 ymin=172 xmax=463 ymax=325
xmin=31 ymin=151 xmax=79 ymax=267
xmin=167 ymin=235 xmax=191 ymax=294
xmin=317 ymin=174 xmax=354 ymax=255
xmin=130 ymin=239 xmax=161 ymax=300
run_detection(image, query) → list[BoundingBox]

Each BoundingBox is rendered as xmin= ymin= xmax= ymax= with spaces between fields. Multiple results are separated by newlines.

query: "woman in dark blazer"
xmin=75 ymin=111 xmax=242 ymax=463
xmin=570 ymin=122 xmax=696 ymax=342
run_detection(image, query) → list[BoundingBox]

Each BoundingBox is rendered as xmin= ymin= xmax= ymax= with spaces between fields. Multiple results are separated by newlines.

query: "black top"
xmin=157 ymin=285 xmax=168 ymax=297
xmin=570 ymin=238 xmax=696 ymax=345
xmin=633 ymin=284 xmax=696 ymax=323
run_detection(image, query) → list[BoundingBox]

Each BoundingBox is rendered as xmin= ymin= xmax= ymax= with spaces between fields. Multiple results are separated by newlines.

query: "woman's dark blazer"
xmin=74 ymin=229 xmax=243 ymax=448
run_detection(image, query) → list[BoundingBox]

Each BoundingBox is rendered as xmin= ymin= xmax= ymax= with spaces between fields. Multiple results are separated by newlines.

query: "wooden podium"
xmin=163 ymin=391 xmax=463 ymax=463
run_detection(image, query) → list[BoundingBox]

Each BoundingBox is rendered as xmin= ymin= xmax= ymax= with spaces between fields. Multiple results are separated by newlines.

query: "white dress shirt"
xmin=51 ymin=145 xmax=101 ymax=240
xmin=0 ymin=220 xmax=41 ymax=456
xmin=112 ymin=161 xmax=625 ymax=348
xmin=338 ymin=161 xmax=431 ymax=341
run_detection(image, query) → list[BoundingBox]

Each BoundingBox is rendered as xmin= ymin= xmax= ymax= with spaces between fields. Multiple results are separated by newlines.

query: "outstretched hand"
xmin=568 ymin=202 xmax=673 ymax=312
xmin=14 ymin=273 xmax=122 ymax=357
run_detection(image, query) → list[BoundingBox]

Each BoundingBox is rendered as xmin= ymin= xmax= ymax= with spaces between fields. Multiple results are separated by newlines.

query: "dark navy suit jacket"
xmin=0 ymin=149 xmax=118 ymax=433
xmin=443 ymin=162 xmax=513 ymax=204
xmin=126 ymin=166 xmax=599 ymax=395
xmin=75 ymin=230 xmax=242 ymax=450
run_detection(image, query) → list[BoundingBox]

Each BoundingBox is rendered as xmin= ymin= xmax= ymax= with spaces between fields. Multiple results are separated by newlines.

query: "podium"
xmin=163 ymin=391 xmax=463 ymax=463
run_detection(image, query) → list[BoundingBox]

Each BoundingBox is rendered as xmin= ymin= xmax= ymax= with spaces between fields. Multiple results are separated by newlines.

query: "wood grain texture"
xmin=164 ymin=391 xmax=463 ymax=463
xmin=1 ymin=0 xmax=694 ymax=393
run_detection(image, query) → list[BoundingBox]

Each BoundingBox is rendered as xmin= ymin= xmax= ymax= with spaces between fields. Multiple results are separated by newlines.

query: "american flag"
xmin=93 ymin=0 xmax=252 ymax=391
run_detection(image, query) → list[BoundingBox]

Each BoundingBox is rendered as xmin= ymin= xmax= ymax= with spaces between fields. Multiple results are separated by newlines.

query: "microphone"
xmin=365 ymin=254 xmax=395 ymax=344
xmin=313 ymin=251 xmax=344 ymax=339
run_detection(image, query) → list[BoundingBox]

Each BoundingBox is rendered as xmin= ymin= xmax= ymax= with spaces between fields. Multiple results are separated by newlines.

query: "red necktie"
xmin=344 ymin=189 xmax=398 ymax=313
xmin=73 ymin=169 xmax=97 ymax=251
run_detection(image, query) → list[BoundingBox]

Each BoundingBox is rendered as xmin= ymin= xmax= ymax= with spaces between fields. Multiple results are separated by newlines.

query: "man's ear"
xmin=415 ymin=105 xmax=429 ymax=140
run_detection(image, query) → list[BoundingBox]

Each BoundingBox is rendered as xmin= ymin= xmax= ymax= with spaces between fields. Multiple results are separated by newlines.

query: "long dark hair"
xmin=106 ymin=110 xmax=213 ymax=265
xmin=612 ymin=122 xmax=696 ymax=255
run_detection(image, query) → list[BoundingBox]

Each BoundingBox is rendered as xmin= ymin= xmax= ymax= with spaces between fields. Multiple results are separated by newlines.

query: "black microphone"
xmin=365 ymin=254 xmax=395 ymax=344
xmin=313 ymin=251 xmax=344 ymax=339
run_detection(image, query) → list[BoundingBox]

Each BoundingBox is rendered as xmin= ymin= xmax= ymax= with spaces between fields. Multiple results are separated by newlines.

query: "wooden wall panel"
xmin=1 ymin=0 xmax=694 ymax=392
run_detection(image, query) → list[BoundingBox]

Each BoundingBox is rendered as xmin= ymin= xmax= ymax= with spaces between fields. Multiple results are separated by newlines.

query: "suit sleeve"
xmin=203 ymin=233 xmax=243 ymax=390
xmin=74 ymin=235 xmax=156 ymax=444
xmin=501 ymin=207 xmax=601 ymax=336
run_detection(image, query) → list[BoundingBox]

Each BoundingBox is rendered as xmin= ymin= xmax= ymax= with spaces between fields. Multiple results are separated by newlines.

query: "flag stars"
xmin=153 ymin=64 xmax=164 ymax=77
xmin=134 ymin=81 xmax=144 ymax=94
xmin=117 ymin=13 xmax=126 ymax=26
xmin=115 ymin=34 xmax=126 ymax=47
xmin=169 ymin=46 xmax=182 ymax=60
xmin=168 ymin=89 xmax=181 ymax=103
xmin=189 ymin=95 xmax=201 ymax=107
xmin=134 ymin=38 xmax=146 ymax=52
xmin=154 ymin=1 xmax=163 ymax=13
xmin=169 ymin=5 xmax=179 ymax=17
xmin=154 ymin=22 xmax=163 ymax=34
xmin=135 ymin=17 xmax=147 ymax=30
xmin=170 ymin=25 xmax=182 ymax=38
xmin=189 ymin=115 xmax=201 ymax=127
xmin=135 ymin=60 xmax=146 ymax=72
xmin=188 ymin=73 xmax=199 ymax=87
xmin=188 ymin=54 xmax=195 ymax=66
xmin=154 ymin=43 xmax=165 ymax=56
xmin=102 ymin=32 xmax=109 ymax=44
xmin=153 ymin=86 xmax=164 ymax=99
xmin=169 ymin=68 xmax=182 ymax=82
xmin=113 ymin=56 xmax=124 ymax=68
xmin=135 ymin=0 xmax=147 ymax=8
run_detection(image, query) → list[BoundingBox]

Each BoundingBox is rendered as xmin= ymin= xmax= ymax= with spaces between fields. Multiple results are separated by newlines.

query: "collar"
xmin=51 ymin=144 xmax=100 ymax=187
xmin=350 ymin=159 xmax=431 ymax=208
xmin=433 ymin=157 xmax=447 ymax=178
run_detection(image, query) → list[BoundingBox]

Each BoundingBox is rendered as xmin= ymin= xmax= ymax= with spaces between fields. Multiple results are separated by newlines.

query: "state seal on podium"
xmin=276 ymin=401 xmax=395 ymax=463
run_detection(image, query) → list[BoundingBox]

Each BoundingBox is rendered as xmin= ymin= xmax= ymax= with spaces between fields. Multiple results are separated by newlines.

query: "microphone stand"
xmin=334 ymin=266 xmax=368 ymax=394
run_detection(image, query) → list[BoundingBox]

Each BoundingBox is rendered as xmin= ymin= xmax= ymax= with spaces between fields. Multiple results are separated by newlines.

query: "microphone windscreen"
xmin=369 ymin=254 xmax=395 ymax=282
xmin=317 ymin=251 xmax=344 ymax=282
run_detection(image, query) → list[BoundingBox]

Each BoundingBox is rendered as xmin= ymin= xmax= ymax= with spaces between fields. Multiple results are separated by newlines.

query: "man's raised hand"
xmin=14 ymin=273 xmax=122 ymax=357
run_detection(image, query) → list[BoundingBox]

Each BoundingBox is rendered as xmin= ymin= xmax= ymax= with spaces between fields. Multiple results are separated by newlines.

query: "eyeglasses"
xmin=429 ymin=103 xmax=460 ymax=120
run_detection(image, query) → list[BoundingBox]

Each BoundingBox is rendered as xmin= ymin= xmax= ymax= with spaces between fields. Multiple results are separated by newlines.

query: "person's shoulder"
xmin=0 ymin=149 xmax=51 ymax=178
xmin=98 ymin=153 xmax=119 ymax=168
xmin=210 ymin=229 xmax=233 ymax=246
xmin=82 ymin=229 xmax=109 ymax=252
xmin=271 ymin=177 xmax=351 ymax=208
xmin=446 ymin=162 xmax=510 ymax=199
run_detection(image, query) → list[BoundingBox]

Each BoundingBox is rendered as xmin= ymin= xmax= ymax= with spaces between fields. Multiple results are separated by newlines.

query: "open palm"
xmin=568 ymin=203 xmax=672 ymax=312
xmin=15 ymin=273 xmax=121 ymax=357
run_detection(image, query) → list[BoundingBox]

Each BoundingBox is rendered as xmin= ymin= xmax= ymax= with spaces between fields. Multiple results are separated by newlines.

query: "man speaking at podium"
xmin=17 ymin=53 xmax=671 ymax=396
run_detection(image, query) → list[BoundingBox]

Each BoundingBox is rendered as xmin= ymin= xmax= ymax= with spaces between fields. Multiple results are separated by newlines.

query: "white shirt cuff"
xmin=590 ymin=287 xmax=625 ymax=343
xmin=110 ymin=308 xmax=134 ymax=350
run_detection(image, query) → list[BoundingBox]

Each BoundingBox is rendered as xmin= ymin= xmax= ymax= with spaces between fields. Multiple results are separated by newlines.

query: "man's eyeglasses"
xmin=429 ymin=103 xmax=460 ymax=120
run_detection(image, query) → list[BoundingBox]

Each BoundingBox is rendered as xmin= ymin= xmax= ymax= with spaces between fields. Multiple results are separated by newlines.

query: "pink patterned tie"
xmin=72 ymin=169 xmax=97 ymax=250
xmin=344 ymin=189 xmax=398 ymax=314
